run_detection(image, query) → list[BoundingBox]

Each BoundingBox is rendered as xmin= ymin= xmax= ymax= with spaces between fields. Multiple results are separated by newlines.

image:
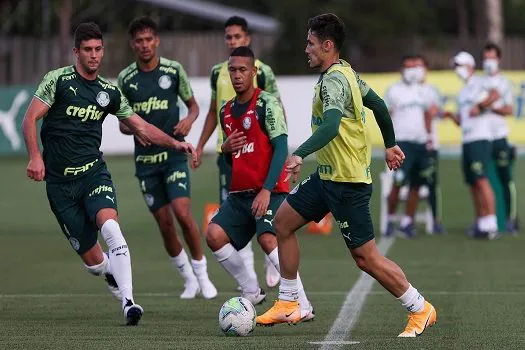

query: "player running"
xmin=22 ymin=22 xmax=196 ymax=325
xmin=118 ymin=16 xmax=217 ymax=299
xmin=203 ymin=46 xmax=314 ymax=321
xmin=194 ymin=16 xmax=280 ymax=289
xmin=256 ymin=14 xmax=437 ymax=338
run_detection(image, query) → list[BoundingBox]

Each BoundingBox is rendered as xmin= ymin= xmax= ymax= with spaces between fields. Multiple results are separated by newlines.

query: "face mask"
xmin=412 ymin=66 xmax=426 ymax=83
xmin=483 ymin=59 xmax=499 ymax=75
xmin=402 ymin=67 xmax=418 ymax=84
xmin=455 ymin=66 xmax=470 ymax=81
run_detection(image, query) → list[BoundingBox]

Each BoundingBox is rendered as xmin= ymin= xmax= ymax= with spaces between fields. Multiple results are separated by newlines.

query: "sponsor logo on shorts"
xmin=144 ymin=193 xmax=154 ymax=207
xmin=337 ymin=220 xmax=349 ymax=229
xmin=166 ymin=170 xmax=187 ymax=184
xmin=64 ymin=159 xmax=98 ymax=176
xmin=88 ymin=185 xmax=114 ymax=197
xmin=69 ymin=237 xmax=80 ymax=251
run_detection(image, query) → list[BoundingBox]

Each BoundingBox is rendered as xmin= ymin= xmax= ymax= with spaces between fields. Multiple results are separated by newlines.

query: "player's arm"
xmin=22 ymin=98 xmax=49 ymax=181
xmin=443 ymin=111 xmax=460 ymax=126
xmin=491 ymin=81 xmax=514 ymax=116
xmin=174 ymin=64 xmax=200 ymax=136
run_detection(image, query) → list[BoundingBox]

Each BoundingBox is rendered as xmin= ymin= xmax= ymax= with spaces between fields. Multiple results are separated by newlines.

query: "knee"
xmin=257 ymin=233 xmax=277 ymax=254
xmin=353 ymin=253 xmax=380 ymax=274
xmin=173 ymin=206 xmax=193 ymax=227
xmin=274 ymin=215 xmax=290 ymax=238
xmin=205 ymin=224 xmax=227 ymax=251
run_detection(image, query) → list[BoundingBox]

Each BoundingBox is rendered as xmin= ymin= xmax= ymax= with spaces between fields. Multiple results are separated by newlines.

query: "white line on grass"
xmin=312 ymin=237 xmax=395 ymax=349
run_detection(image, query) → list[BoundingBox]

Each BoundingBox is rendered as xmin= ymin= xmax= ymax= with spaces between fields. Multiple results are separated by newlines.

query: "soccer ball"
xmin=218 ymin=297 xmax=256 ymax=336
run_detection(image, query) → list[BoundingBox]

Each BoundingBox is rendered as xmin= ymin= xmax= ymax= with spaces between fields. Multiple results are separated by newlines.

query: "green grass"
xmin=0 ymin=155 xmax=524 ymax=349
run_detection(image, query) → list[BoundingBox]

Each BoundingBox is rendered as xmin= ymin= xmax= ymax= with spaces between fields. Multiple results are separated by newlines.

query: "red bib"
xmin=223 ymin=88 xmax=289 ymax=193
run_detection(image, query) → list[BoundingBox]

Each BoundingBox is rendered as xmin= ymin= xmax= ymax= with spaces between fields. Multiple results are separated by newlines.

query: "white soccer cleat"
xmin=300 ymin=302 xmax=315 ymax=322
xmin=104 ymin=273 xmax=122 ymax=301
xmin=180 ymin=281 xmax=201 ymax=299
xmin=241 ymin=288 xmax=266 ymax=305
xmin=198 ymin=278 xmax=218 ymax=299
xmin=265 ymin=257 xmax=280 ymax=288
xmin=123 ymin=299 xmax=143 ymax=326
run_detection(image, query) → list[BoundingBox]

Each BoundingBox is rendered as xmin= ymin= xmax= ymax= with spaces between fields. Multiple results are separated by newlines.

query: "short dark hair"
xmin=483 ymin=42 xmax=502 ymax=58
xmin=128 ymin=16 xmax=158 ymax=37
xmin=307 ymin=13 xmax=346 ymax=51
xmin=230 ymin=46 xmax=255 ymax=62
xmin=402 ymin=54 xmax=428 ymax=66
xmin=74 ymin=22 xmax=103 ymax=49
xmin=225 ymin=16 xmax=249 ymax=33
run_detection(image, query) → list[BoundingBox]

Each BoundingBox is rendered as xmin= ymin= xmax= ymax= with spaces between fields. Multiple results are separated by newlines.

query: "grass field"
xmin=1 ymin=155 xmax=524 ymax=349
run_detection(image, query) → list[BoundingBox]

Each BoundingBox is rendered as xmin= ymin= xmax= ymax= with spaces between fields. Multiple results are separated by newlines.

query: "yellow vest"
xmin=215 ymin=59 xmax=262 ymax=152
xmin=311 ymin=60 xmax=372 ymax=183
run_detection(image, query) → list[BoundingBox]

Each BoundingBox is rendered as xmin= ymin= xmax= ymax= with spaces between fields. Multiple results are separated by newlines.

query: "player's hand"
xmin=470 ymin=105 xmax=481 ymax=116
xmin=222 ymin=129 xmax=246 ymax=153
xmin=27 ymin=157 xmax=45 ymax=181
xmin=192 ymin=146 xmax=204 ymax=169
xmin=252 ymin=188 xmax=271 ymax=220
xmin=173 ymin=116 xmax=195 ymax=137
xmin=174 ymin=141 xmax=197 ymax=164
xmin=385 ymin=145 xmax=405 ymax=171
xmin=285 ymin=155 xmax=303 ymax=183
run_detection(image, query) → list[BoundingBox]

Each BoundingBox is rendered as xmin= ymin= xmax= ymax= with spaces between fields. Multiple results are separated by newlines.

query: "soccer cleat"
xmin=265 ymin=257 xmax=280 ymax=288
xmin=256 ymin=299 xmax=301 ymax=326
xmin=465 ymin=223 xmax=478 ymax=237
xmin=385 ymin=222 xmax=396 ymax=237
xmin=104 ymin=273 xmax=121 ymax=301
xmin=398 ymin=301 xmax=437 ymax=337
xmin=431 ymin=222 xmax=445 ymax=235
xmin=506 ymin=219 xmax=519 ymax=236
xmin=123 ymin=299 xmax=143 ymax=326
xmin=180 ymin=281 xmax=201 ymax=299
xmin=300 ymin=302 xmax=315 ymax=322
xmin=198 ymin=277 xmax=218 ymax=299
xmin=241 ymin=288 xmax=266 ymax=305
xmin=398 ymin=223 xmax=416 ymax=238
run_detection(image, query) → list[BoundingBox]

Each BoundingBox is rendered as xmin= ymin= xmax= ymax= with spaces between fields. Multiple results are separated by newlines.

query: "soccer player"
xmin=384 ymin=55 xmax=435 ymax=237
xmin=445 ymin=51 xmax=499 ymax=238
xmin=481 ymin=43 xmax=518 ymax=234
xmin=117 ymin=16 xmax=217 ymax=299
xmin=203 ymin=46 xmax=314 ymax=321
xmin=22 ymin=22 xmax=196 ymax=325
xmin=257 ymin=14 xmax=437 ymax=338
xmin=194 ymin=16 xmax=280 ymax=288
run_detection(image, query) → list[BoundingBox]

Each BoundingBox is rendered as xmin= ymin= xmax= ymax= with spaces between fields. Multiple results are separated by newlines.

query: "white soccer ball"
xmin=218 ymin=297 xmax=256 ymax=336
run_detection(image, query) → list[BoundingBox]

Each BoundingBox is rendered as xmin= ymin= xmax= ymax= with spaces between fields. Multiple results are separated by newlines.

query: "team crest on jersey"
xmin=158 ymin=75 xmax=172 ymax=89
xmin=144 ymin=193 xmax=155 ymax=207
xmin=96 ymin=91 xmax=110 ymax=107
xmin=243 ymin=116 xmax=251 ymax=130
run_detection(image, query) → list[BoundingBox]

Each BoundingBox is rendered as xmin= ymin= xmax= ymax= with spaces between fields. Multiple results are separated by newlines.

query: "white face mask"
xmin=402 ymin=67 xmax=419 ymax=84
xmin=455 ymin=66 xmax=471 ymax=81
xmin=483 ymin=59 xmax=499 ymax=75
xmin=412 ymin=66 xmax=426 ymax=83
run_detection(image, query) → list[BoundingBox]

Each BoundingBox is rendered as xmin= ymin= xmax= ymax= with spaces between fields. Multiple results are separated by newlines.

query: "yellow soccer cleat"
xmin=256 ymin=300 xmax=301 ymax=326
xmin=398 ymin=301 xmax=437 ymax=337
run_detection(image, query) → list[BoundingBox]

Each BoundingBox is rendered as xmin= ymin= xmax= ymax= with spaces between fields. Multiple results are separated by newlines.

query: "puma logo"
xmin=129 ymin=83 xmax=138 ymax=91
xmin=225 ymin=123 xmax=232 ymax=131
xmin=264 ymin=218 xmax=274 ymax=226
xmin=178 ymin=182 xmax=187 ymax=191
xmin=116 ymin=251 xmax=128 ymax=257
xmin=69 ymin=86 xmax=78 ymax=96
xmin=105 ymin=195 xmax=115 ymax=203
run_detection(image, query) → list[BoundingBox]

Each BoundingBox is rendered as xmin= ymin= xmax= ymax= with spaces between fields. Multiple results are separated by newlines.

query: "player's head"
xmin=482 ymin=42 xmax=501 ymax=76
xmin=228 ymin=46 xmax=256 ymax=94
xmin=401 ymin=54 xmax=427 ymax=84
xmin=73 ymin=22 xmax=104 ymax=75
xmin=452 ymin=51 xmax=475 ymax=81
xmin=128 ymin=16 xmax=160 ymax=63
xmin=305 ymin=13 xmax=346 ymax=70
xmin=224 ymin=16 xmax=251 ymax=53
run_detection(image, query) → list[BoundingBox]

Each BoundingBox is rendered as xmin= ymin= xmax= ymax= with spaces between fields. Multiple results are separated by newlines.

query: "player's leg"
xmin=85 ymin=168 xmax=143 ymax=325
xmin=205 ymin=194 xmax=265 ymax=304
xmin=165 ymin=162 xmax=217 ymax=299
xmin=494 ymin=138 xmax=517 ymax=233
xmin=255 ymin=193 xmax=314 ymax=321
xmin=426 ymin=150 xmax=444 ymax=234
xmin=257 ymin=174 xmax=328 ymax=325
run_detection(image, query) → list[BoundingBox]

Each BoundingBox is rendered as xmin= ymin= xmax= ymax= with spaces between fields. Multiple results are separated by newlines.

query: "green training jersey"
xmin=34 ymin=65 xmax=133 ymax=183
xmin=118 ymin=57 xmax=194 ymax=176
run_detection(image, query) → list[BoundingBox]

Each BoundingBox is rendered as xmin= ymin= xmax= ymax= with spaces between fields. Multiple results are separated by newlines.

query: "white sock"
xmin=100 ymin=219 xmax=134 ymax=307
xmin=400 ymin=215 xmax=412 ymax=228
xmin=213 ymin=243 xmax=258 ymax=294
xmin=85 ymin=252 xmax=111 ymax=276
xmin=268 ymin=248 xmax=308 ymax=308
xmin=238 ymin=241 xmax=257 ymax=282
xmin=170 ymin=249 xmax=197 ymax=284
xmin=191 ymin=256 xmax=211 ymax=282
xmin=479 ymin=215 xmax=493 ymax=232
xmin=487 ymin=215 xmax=498 ymax=231
xmin=279 ymin=277 xmax=299 ymax=301
xmin=397 ymin=284 xmax=425 ymax=313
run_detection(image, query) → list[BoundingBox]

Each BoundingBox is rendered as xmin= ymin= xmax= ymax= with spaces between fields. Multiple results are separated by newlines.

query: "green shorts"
xmin=138 ymin=161 xmax=190 ymax=213
xmin=210 ymin=192 xmax=286 ymax=250
xmin=462 ymin=140 xmax=492 ymax=185
xmin=492 ymin=137 xmax=510 ymax=168
xmin=417 ymin=149 xmax=439 ymax=187
xmin=287 ymin=172 xmax=374 ymax=250
xmin=46 ymin=165 xmax=118 ymax=255
xmin=394 ymin=141 xmax=429 ymax=187
xmin=217 ymin=153 xmax=232 ymax=204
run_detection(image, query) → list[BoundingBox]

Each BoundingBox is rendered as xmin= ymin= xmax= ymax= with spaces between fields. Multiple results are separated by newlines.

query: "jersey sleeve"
xmin=210 ymin=64 xmax=220 ymax=101
xmin=218 ymin=104 xmax=227 ymax=140
xmin=259 ymin=64 xmax=280 ymax=99
xmin=354 ymin=71 xmax=371 ymax=97
xmin=321 ymin=72 xmax=348 ymax=114
xmin=34 ymin=70 xmax=60 ymax=107
xmin=111 ymin=87 xmax=134 ymax=120
xmin=263 ymin=95 xmax=287 ymax=140
xmin=425 ymin=85 xmax=442 ymax=109
xmin=177 ymin=64 xmax=193 ymax=101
